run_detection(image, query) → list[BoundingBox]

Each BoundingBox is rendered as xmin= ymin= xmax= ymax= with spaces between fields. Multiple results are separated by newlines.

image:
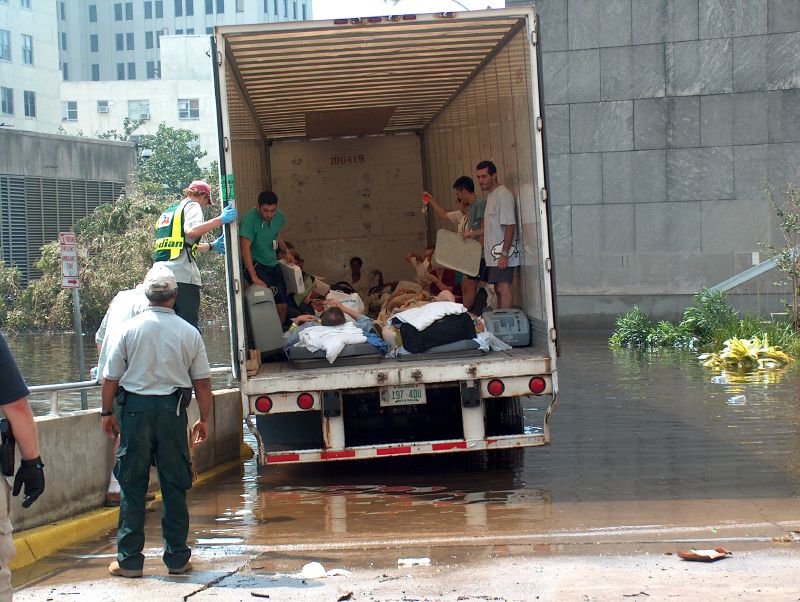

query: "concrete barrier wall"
xmin=506 ymin=0 xmax=800 ymax=327
xmin=11 ymin=389 xmax=243 ymax=532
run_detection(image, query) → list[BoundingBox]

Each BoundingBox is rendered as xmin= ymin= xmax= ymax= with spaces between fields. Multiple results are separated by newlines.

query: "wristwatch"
xmin=500 ymin=251 xmax=508 ymax=257
xmin=100 ymin=410 xmax=114 ymax=417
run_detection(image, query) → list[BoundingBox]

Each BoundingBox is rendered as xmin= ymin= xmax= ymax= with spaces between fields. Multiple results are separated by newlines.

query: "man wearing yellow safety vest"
xmin=153 ymin=180 xmax=237 ymax=328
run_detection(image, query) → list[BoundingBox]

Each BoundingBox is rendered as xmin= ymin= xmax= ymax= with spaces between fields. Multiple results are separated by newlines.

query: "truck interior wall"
xmin=269 ymin=135 xmax=426 ymax=283
xmin=422 ymin=28 xmax=548 ymax=346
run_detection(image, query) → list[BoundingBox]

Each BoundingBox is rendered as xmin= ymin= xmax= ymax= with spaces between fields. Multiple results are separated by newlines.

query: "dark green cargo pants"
xmin=114 ymin=393 xmax=194 ymax=571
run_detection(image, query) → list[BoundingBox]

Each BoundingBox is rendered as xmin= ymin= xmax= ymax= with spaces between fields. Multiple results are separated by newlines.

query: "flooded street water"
xmin=13 ymin=334 xmax=800 ymax=599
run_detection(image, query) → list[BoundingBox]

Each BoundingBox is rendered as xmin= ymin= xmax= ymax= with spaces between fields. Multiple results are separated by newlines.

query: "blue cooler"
xmin=482 ymin=309 xmax=531 ymax=347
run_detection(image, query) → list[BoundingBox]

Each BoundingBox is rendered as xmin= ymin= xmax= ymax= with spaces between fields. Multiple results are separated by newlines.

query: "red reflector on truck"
xmin=266 ymin=453 xmax=300 ymax=463
xmin=377 ymin=446 xmax=411 ymax=456
xmin=297 ymin=393 xmax=314 ymax=410
xmin=529 ymin=377 xmax=547 ymax=394
xmin=254 ymin=396 xmax=272 ymax=413
xmin=432 ymin=442 xmax=467 ymax=451
xmin=487 ymin=379 xmax=505 ymax=397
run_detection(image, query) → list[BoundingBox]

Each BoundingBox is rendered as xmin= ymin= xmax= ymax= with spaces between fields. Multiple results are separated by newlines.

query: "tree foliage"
xmin=2 ymin=125 xmax=227 ymax=332
xmin=136 ymin=123 xmax=208 ymax=197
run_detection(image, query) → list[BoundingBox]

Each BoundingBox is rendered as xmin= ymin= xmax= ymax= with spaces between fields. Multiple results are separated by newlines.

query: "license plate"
xmin=379 ymin=384 xmax=427 ymax=406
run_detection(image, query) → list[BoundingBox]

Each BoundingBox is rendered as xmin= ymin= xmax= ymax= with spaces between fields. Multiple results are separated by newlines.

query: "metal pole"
xmin=72 ymin=287 xmax=88 ymax=409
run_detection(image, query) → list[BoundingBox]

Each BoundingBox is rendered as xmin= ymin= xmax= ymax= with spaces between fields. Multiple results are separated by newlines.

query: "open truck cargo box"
xmin=213 ymin=8 xmax=559 ymax=465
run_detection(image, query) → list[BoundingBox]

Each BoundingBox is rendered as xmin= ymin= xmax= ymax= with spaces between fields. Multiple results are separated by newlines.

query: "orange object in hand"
xmin=422 ymin=192 xmax=431 ymax=204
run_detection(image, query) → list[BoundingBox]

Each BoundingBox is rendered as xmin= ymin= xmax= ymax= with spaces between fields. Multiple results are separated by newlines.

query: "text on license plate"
xmin=379 ymin=384 xmax=427 ymax=406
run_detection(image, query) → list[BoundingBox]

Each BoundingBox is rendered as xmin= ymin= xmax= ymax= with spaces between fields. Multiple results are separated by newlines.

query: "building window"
xmin=60 ymin=2 xmax=66 ymax=20
xmin=62 ymin=62 xmax=69 ymax=80
xmin=20 ymin=0 xmax=30 ymax=8
xmin=89 ymin=4 xmax=97 ymax=22
xmin=126 ymin=32 xmax=134 ymax=50
xmin=0 ymin=30 xmax=10 ymax=62
xmin=117 ymin=62 xmax=125 ymax=80
xmin=21 ymin=34 xmax=33 ymax=65
xmin=146 ymin=60 xmax=155 ymax=79
xmin=273 ymin=0 xmax=277 ymax=15
xmin=292 ymin=1 xmax=296 ymax=18
xmin=145 ymin=31 xmax=153 ymax=49
xmin=1 ymin=87 xmax=12 ymax=115
xmin=125 ymin=2 xmax=133 ymax=19
xmin=186 ymin=0 xmax=193 ymax=16
xmin=302 ymin=2 xmax=306 ymax=19
xmin=156 ymin=30 xmax=162 ymax=47
xmin=217 ymin=0 xmax=224 ymax=13
xmin=178 ymin=98 xmax=199 ymax=119
xmin=62 ymin=101 xmax=78 ymax=121
xmin=128 ymin=99 xmax=150 ymax=120
xmin=114 ymin=3 xmax=122 ymax=20
xmin=174 ymin=0 xmax=182 ymax=17
xmin=236 ymin=0 xmax=243 ymax=12
xmin=90 ymin=34 xmax=98 ymax=52
xmin=155 ymin=1 xmax=163 ymax=18
xmin=283 ymin=0 xmax=287 ymax=17
xmin=205 ymin=26 xmax=212 ymax=34
xmin=144 ymin=1 xmax=152 ymax=18
xmin=205 ymin=0 xmax=212 ymax=14
xmin=97 ymin=100 xmax=109 ymax=113
xmin=23 ymin=90 xmax=35 ymax=118
xmin=60 ymin=32 xmax=67 ymax=51
xmin=115 ymin=33 xmax=123 ymax=51
xmin=91 ymin=64 xmax=100 ymax=80
xmin=176 ymin=29 xmax=183 ymax=34
xmin=186 ymin=28 xmax=194 ymax=34
xmin=127 ymin=62 xmax=136 ymax=79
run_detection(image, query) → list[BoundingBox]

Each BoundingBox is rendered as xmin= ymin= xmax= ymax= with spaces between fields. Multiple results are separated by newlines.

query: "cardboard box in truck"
xmin=212 ymin=8 xmax=559 ymax=466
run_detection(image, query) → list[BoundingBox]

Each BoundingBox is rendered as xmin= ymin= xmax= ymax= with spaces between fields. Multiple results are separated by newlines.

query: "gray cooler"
xmin=245 ymin=284 xmax=284 ymax=354
xmin=482 ymin=309 xmax=531 ymax=347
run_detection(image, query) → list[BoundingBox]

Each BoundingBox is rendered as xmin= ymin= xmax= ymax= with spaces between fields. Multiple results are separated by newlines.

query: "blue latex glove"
xmin=210 ymin=235 xmax=225 ymax=254
xmin=90 ymin=366 xmax=98 ymax=382
xmin=219 ymin=204 xmax=238 ymax=224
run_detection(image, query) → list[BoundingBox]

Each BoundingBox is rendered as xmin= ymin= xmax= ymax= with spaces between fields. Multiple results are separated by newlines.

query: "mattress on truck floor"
xmin=396 ymin=338 xmax=486 ymax=361
xmin=287 ymin=342 xmax=384 ymax=369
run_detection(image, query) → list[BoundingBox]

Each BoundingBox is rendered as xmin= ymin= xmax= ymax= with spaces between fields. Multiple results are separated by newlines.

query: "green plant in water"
xmin=609 ymin=306 xmax=653 ymax=348
xmin=646 ymin=320 xmax=695 ymax=348
xmin=698 ymin=334 xmax=794 ymax=371
xmin=679 ymin=288 xmax=739 ymax=342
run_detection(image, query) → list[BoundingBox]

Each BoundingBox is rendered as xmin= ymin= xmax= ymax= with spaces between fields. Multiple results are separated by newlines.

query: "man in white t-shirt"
xmin=476 ymin=160 xmax=519 ymax=309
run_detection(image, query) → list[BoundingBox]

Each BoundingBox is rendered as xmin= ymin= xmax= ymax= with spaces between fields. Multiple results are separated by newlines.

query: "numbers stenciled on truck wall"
xmin=330 ymin=153 xmax=366 ymax=167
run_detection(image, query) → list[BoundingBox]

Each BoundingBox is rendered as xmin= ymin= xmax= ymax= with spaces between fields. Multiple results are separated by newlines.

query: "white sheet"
xmin=296 ymin=322 xmax=367 ymax=363
xmin=391 ymin=301 xmax=466 ymax=331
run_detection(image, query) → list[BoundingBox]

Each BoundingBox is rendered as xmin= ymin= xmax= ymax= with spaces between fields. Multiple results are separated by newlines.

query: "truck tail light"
xmin=487 ymin=379 xmax=505 ymax=397
xmin=297 ymin=393 xmax=314 ymax=410
xmin=254 ymin=396 xmax=272 ymax=413
xmin=529 ymin=377 xmax=546 ymax=394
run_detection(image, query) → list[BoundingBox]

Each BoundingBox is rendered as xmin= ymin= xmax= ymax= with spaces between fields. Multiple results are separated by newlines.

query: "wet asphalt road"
xmin=13 ymin=335 xmax=800 ymax=600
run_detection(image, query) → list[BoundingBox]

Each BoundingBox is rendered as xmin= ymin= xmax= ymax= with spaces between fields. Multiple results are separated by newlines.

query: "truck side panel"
xmin=423 ymin=27 xmax=552 ymax=350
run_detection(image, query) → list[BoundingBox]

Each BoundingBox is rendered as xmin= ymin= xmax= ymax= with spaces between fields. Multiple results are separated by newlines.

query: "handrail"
xmin=27 ymin=366 xmax=234 ymax=417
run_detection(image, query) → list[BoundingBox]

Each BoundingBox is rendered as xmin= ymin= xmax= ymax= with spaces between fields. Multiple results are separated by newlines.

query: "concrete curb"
xmin=10 ymin=445 xmax=253 ymax=571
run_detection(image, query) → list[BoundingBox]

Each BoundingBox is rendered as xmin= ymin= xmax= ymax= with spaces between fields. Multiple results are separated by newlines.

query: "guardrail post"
xmin=49 ymin=391 xmax=59 ymax=416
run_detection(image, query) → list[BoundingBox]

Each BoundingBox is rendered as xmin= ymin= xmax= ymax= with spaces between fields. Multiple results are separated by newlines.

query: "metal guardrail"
xmin=27 ymin=367 xmax=234 ymax=417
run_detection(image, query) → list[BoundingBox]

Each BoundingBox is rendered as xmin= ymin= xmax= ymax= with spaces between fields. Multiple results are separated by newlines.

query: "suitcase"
xmin=482 ymin=309 xmax=531 ymax=347
xmin=244 ymin=285 xmax=284 ymax=354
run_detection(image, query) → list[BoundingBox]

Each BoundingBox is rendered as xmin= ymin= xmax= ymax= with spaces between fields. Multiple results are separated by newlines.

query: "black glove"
xmin=13 ymin=457 xmax=45 ymax=508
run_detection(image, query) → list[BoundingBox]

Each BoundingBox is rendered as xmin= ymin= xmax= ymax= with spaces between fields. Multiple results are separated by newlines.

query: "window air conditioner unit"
xmin=97 ymin=105 xmax=109 ymax=113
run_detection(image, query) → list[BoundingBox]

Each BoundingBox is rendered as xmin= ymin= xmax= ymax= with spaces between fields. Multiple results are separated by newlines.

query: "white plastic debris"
xmin=727 ymin=395 xmax=747 ymax=405
xmin=326 ymin=568 xmax=352 ymax=577
xmin=397 ymin=557 xmax=431 ymax=567
xmin=300 ymin=562 xmax=327 ymax=579
xmin=711 ymin=375 xmax=728 ymax=384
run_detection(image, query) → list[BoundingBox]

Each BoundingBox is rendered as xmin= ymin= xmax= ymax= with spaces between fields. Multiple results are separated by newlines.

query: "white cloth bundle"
xmin=296 ymin=322 xmax=367 ymax=363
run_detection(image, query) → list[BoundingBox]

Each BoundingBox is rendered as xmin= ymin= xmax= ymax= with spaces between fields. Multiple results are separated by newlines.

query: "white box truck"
xmin=212 ymin=7 xmax=559 ymax=466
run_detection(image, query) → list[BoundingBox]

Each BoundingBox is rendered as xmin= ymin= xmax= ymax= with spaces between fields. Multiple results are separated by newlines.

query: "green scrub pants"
xmin=114 ymin=393 xmax=194 ymax=571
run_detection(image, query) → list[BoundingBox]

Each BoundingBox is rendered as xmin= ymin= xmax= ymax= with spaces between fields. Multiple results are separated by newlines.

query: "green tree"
xmin=759 ymin=183 xmax=800 ymax=328
xmin=137 ymin=123 xmax=208 ymax=197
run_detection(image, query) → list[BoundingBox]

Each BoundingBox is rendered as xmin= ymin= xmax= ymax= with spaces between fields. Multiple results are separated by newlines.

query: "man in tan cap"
xmin=100 ymin=264 xmax=212 ymax=578
xmin=153 ymin=179 xmax=237 ymax=328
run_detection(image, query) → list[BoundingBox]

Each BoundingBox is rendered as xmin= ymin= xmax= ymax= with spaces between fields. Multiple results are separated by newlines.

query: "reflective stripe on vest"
xmin=154 ymin=199 xmax=193 ymax=262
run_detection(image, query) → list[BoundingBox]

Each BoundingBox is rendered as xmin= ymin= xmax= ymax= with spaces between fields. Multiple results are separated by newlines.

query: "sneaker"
xmin=168 ymin=561 xmax=193 ymax=575
xmin=108 ymin=561 xmax=143 ymax=578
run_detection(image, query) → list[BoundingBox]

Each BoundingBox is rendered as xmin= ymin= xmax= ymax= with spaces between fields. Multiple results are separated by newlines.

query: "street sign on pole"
xmin=59 ymin=232 xmax=87 ymax=409
xmin=59 ymin=232 xmax=80 ymax=289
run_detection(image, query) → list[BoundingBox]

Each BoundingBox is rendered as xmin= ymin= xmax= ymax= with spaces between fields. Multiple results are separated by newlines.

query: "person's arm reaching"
xmin=240 ymin=237 xmax=268 ymax=288
xmin=184 ymin=204 xmax=237 ymax=239
xmin=422 ymin=192 xmax=450 ymax=222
